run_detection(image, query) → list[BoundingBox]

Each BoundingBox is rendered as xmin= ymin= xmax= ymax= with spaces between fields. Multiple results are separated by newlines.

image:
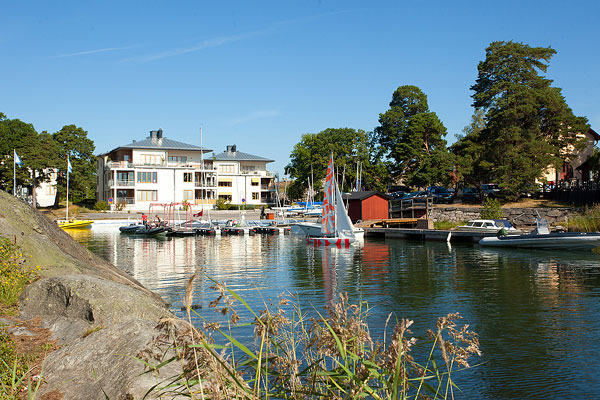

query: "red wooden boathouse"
xmin=343 ymin=191 xmax=389 ymax=223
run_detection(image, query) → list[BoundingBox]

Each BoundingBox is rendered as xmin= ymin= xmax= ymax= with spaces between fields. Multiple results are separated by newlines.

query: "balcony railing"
xmin=108 ymin=180 xmax=135 ymax=187
xmin=106 ymin=160 xmax=217 ymax=171
xmin=115 ymin=197 xmax=135 ymax=205
xmin=195 ymin=182 xmax=217 ymax=188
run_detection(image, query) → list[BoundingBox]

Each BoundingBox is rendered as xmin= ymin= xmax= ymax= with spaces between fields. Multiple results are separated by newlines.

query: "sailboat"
xmin=307 ymin=155 xmax=356 ymax=247
xmin=57 ymin=156 xmax=93 ymax=229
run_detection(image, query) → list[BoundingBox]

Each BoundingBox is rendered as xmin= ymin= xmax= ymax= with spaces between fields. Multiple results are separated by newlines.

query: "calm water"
xmin=70 ymin=225 xmax=600 ymax=399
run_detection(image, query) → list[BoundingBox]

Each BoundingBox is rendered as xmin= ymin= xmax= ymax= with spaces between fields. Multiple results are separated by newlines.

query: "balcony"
xmin=106 ymin=161 xmax=134 ymax=169
xmin=108 ymin=180 xmax=135 ymax=187
xmin=115 ymin=197 xmax=135 ymax=205
xmin=195 ymin=182 xmax=217 ymax=188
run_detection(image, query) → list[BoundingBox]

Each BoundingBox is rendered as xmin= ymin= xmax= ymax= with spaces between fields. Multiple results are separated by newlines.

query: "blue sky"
xmin=1 ymin=1 xmax=598 ymax=176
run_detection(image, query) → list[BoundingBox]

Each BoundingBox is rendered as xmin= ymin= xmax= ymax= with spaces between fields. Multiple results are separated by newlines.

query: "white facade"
xmin=96 ymin=131 xmax=276 ymax=211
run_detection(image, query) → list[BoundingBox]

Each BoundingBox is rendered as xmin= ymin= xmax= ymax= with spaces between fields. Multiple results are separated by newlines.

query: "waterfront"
xmin=70 ymin=225 xmax=600 ymax=399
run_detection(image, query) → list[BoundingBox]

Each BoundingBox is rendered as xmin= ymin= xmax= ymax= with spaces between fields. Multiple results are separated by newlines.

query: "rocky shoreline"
xmin=0 ymin=191 xmax=180 ymax=399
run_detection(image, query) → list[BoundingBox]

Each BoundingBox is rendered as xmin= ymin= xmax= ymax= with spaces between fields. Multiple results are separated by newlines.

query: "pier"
xmin=365 ymin=227 xmax=497 ymax=242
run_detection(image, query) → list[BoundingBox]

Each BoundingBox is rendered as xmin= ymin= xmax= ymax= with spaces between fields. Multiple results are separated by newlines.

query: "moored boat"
xmin=57 ymin=219 xmax=94 ymax=229
xmin=479 ymin=218 xmax=600 ymax=250
xmin=119 ymin=223 xmax=144 ymax=233
xmin=458 ymin=219 xmax=521 ymax=234
xmin=307 ymin=154 xmax=356 ymax=247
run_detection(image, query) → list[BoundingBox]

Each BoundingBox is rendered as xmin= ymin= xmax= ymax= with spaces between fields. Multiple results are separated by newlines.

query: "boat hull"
xmin=297 ymin=222 xmax=364 ymax=239
xmin=58 ymin=220 xmax=94 ymax=229
xmin=479 ymin=232 xmax=600 ymax=250
xmin=307 ymin=237 xmax=354 ymax=247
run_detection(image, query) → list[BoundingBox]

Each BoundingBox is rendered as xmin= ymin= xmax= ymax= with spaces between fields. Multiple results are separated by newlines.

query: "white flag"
xmin=14 ymin=150 xmax=22 ymax=166
xmin=67 ymin=157 xmax=73 ymax=174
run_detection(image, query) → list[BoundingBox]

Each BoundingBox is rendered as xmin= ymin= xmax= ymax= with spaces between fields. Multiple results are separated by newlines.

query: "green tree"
xmin=285 ymin=128 xmax=384 ymax=199
xmin=53 ymin=125 xmax=96 ymax=203
xmin=451 ymin=108 xmax=489 ymax=191
xmin=0 ymin=114 xmax=59 ymax=204
xmin=470 ymin=41 xmax=589 ymax=200
xmin=373 ymin=85 xmax=452 ymax=188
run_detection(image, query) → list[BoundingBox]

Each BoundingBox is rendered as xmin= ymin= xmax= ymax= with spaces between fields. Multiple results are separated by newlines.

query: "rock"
xmin=38 ymin=319 xmax=182 ymax=400
xmin=20 ymin=275 xmax=173 ymax=339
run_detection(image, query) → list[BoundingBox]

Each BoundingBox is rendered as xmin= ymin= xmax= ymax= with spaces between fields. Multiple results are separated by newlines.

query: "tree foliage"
xmin=53 ymin=125 xmax=96 ymax=203
xmin=285 ymin=128 xmax=387 ymax=200
xmin=0 ymin=113 xmax=96 ymax=205
xmin=373 ymin=85 xmax=452 ymax=188
xmin=451 ymin=108 xmax=488 ymax=189
xmin=468 ymin=41 xmax=589 ymax=200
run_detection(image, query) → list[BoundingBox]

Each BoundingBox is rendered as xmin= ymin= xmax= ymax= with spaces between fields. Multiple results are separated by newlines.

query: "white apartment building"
xmin=96 ymin=129 xmax=276 ymax=211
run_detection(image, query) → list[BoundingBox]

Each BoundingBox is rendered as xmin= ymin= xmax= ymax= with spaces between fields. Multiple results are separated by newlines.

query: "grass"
xmin=138 ymin=275 xmax=481 ymax=399
xmin=434 ymin=221 xmax=466 ymax=230
xmin=564 ymin=205 xmax=600 ymax=232
xmin=0 ymin=236 xmax=43 ymax=398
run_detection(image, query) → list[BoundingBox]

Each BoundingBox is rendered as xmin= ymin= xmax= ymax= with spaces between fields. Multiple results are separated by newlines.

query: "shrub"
xmin=480 ymin=198 xmax=503 ymax=219
xmin=114 ymin=202 xmax=126 ymax=212
xmin=215 ymin=198 xmax=230 ymax=210
xmin=94 ymin=201 xmax=108 ymax=211
xmin=0 ymin=237 xmax=39 ymax=310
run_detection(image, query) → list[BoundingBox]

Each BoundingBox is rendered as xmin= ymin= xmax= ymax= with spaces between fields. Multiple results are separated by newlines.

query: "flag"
xmin=14 ymin=150 xmax=22 ymax=167
xmin=67 ymin=157 xmax=72 ymax=174
xmin=193 ymin=210 xmax=203 ymax=217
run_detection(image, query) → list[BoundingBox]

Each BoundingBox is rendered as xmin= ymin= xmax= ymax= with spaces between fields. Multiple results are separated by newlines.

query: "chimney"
xmin=149 ymin=130 xmax=158 ymax=139
xmin=157 ymin=128 xmax=163 ymax=138
xmin=226 ymin=144 xmax=237 ymax=153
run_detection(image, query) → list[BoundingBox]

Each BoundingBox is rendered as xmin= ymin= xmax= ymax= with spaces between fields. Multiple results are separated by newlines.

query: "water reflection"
xmin=69 ymin=227 xmax=600 ymax=399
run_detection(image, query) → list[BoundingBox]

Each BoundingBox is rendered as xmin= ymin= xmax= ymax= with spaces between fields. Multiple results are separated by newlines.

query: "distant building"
xmin=541 ymin=128 xmax=600 ymax=183
xmin=96 ymin=129 xmax=276 ymax=211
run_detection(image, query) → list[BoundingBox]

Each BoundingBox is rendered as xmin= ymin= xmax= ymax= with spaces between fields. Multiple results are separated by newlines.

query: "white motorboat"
xmin=479 ymin=218 xmax=600 ymax=250
xmin=458 ymin=219 xmax=521 ymax=234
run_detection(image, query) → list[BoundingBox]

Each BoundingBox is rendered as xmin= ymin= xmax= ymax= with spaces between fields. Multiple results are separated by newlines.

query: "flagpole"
xmin=13 ymin=150 xmax=16 ymax=197
xmin=66 ymin=156 xmax=70 ymax=221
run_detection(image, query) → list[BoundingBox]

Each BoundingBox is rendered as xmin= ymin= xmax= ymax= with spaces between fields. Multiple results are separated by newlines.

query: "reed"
xmin=139 ymin=277 xmax=481 ymax=399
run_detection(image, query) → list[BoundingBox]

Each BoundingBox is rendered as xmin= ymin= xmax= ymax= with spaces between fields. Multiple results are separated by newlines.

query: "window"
xmin=183 ymin=190 xmax=193 ymax=201
xmin=251 ymin=181 xmax=259 ymax=186
xmin=117 ymin=171 xmax=134 ymax=184
xmin=169 ymin=156 xmax=187 ymax=164
xmin=137 ymin=190 xmax=157 ymax=201
xmin=219 ymin=164 xmax=235 ymax=173
xmin=218 ymin=194 xmax=232 ymax=201
xmin=252 ymin=192 xmax=259 ymax=200
xmin=183 ymin=172 xmax=193 ymax=182
xmin=218 ymin=181 xmax=232 ymax=187
xmin=46 ymin=185 xmax=56 ymax=196
xmin=137 ymin=171 xmax=157 ymax=183
xmin=141 ymin=154 xmax=162 ymax=165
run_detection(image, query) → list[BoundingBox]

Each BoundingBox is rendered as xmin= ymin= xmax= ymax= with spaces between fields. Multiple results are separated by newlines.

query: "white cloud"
xmin=51 ymin=46 xmax=131 ymax=58
xmin=227 ymin=110 xmax=280 ymax=126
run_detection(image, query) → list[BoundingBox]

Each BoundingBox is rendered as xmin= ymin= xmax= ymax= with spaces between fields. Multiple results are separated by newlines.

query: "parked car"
xmin=402 ymin=190 xmax=429 ymax=204
xmin=426 ymin=186 xmax=454 ymax=204
xmin=388 ymin=191 xmax=409 ymax=199
xmin=482 ymin=183 xmax=501 ymax=199
xmin=461 ymin=187 xmax=480 ymax=204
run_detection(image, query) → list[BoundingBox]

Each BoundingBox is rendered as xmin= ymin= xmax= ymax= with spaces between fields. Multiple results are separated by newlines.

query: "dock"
xmin=365 ymin=227 xmax=498 ymax=242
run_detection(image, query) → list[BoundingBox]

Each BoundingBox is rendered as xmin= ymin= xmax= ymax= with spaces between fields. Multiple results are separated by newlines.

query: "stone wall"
xmin=430 ymin=207 xmax=575 ymax=227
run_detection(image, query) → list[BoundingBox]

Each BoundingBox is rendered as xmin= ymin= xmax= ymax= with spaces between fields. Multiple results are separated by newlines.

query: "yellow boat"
xmin=57 ymin=219 xmax=94 ymax=229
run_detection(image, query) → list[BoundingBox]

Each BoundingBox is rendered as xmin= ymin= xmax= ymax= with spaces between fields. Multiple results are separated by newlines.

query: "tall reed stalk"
xmin=139 ymin=277 xmax=481 ymax=399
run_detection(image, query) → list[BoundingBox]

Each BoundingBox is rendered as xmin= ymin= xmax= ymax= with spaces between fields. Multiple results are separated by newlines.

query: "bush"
xmin=215 ymin=198 xmax=230 ymax=210
xmin=0 ymin=237 xmax=39 ymax=310
xmin=480 ymin=198 xmax=503 ymax=219
xmin=94 ymin=201 xmax=108 ymax=211
xmin=114 ymin=202 xmax=126 ymax=211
